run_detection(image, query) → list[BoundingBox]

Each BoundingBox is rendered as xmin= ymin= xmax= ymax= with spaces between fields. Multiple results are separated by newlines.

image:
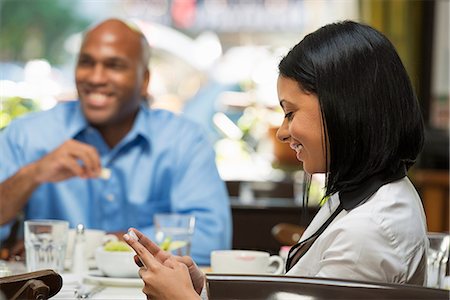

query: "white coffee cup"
xmin=66 ymin=229 xmax=117 ymax=262
xmin=211 ymin=250 xmax=284 ymax=274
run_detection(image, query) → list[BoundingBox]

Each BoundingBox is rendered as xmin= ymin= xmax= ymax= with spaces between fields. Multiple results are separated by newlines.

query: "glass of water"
xmin=426 ymin=232 xmax=450 ymax=289
xmin=154 ymin=214 xmax=195 ymax=257
xmin=25 ymin=219 xmax=69 ymax=273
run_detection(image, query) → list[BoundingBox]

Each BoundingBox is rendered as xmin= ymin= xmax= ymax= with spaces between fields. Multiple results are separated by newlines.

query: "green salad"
xmin=104 ymin=241 xmax=132 ymax=252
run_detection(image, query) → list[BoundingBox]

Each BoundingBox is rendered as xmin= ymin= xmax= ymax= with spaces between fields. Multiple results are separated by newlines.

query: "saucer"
xmin=65 ymin=258 xmax=96 ymax=270
xmin=83 ymin=270 xmax=143 ymax=287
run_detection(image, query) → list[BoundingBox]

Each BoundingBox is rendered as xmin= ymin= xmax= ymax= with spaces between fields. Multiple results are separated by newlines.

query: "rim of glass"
xmin=25 ymin=219 xmax=69 ymax=225
xmin=212 ymin=250 xmax=270 ymax=256
xmin=154 ymin=213 xmax=195 ymax=217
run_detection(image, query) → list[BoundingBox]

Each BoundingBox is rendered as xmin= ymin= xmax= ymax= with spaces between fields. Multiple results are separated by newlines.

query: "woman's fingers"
xmin=127 ymin=228 xmax=161 ymax=254
xmin=134 ymin=255 xmax=144 ymax=267
xmin=124 ymin=231 xmax=201 ymax=300
xmin=176 ymin=255 xmax=205 ymax=294
xmin=124 ymin=232 xmax=160 ymax=271
xmin=163 ymin=257 xmax=177 ymax=268
xmin=126 ymin=228 xmax=171 ymax=262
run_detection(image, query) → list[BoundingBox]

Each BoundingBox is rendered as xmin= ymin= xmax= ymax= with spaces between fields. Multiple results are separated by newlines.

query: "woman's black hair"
xmin=279 ymin=20 xmax=424 ymax=202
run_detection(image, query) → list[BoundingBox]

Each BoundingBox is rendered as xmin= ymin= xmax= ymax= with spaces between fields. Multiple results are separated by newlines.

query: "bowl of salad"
xmin=95 ymin=241 xmax=139 ymax=278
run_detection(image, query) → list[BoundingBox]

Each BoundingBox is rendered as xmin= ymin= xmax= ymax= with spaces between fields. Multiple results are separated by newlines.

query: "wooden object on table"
xmin=0 ymin=269 xmax=62 ymax=300
xmin=412 ymin=169 xmax=449 ymax=232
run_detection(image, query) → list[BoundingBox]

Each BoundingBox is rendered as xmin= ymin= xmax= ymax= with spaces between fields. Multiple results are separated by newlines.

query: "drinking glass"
xmin=293 ymin=170 xmax=305 ymax=205
xmin=25 ymin=219 xmax=69 ymax=272
xmin=154 ymin=214 xmax=195 ymax=256
xmin=426 ymin=232 xmax=450 ymax=289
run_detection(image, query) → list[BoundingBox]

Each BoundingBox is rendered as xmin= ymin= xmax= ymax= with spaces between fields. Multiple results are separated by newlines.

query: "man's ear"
xmin=141 ymin=69 xmax=150 ymax=97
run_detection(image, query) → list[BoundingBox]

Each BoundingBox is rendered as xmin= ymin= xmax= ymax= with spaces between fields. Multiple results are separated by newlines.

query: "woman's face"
xmin=276 ymin=75 xmax=326 ymax=174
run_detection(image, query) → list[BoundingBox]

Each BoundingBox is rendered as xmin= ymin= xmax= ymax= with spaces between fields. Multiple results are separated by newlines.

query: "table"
xmin=55 ymin=286 xmax=143 ymax=299
xmin=1 ymin=261 xmax=211 ymax=299
xmin=2 ymin=261 xmax=450 ymax=299
xmin=0 ymin=262 xmax=145 ymax=300
xmin=55 ymin=281 xmax=144 ymax=300
xmin=55 ymin=272 xmax=211 ymax=299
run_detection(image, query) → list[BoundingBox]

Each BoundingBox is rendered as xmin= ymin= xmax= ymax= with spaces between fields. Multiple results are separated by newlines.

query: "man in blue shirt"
xmin=0 ymin=19 xmax=231 ymax=265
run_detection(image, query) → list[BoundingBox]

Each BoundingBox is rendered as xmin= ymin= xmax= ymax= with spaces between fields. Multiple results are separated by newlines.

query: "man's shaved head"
xmin=83 ymin=18 xmax=151 ymax=67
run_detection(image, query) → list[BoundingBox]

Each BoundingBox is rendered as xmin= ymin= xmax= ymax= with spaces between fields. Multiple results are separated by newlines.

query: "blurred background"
xmin=1 ymin=0 xmax=448 ymax=252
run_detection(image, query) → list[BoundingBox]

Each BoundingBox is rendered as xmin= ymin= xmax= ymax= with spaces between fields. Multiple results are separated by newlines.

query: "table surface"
xmin=2 ymin=261 xmax=450 ymax=298
xmin=1 ymin=261 xmax=210 ymax=299
xmin=56 ymin=271 xmax=212 ymax=299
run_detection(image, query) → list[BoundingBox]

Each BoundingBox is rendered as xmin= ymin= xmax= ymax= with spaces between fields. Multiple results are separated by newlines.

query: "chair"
xmin=0 ymin=269 xmax=62 ymax=300
xmin=0 ymin=217 xmax=22 ymax=260
xmin=205 ymin=274 xmax=449 ymax=299
xmin=412 ymin=169 xmax=449 ymax=232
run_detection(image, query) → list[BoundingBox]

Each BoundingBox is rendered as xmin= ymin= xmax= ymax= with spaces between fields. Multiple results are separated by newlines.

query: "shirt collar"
xmin=67 ymin=103 xmax=89 ymax=138
xmin=339 ymin=164 xmax=407 ymax=211
xmin=67 ymin=102 xmax=152 ymax=146
xmin=127 ymin=103 xmax=152 ymax=146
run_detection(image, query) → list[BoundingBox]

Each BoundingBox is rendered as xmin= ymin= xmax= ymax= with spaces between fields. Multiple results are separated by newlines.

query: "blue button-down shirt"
xmin=0 ymin=101 xmax=232 ymax=265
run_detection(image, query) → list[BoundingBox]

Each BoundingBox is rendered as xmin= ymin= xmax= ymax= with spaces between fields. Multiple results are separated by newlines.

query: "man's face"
xmin=75 ymin=23 xmax=149 ymax=127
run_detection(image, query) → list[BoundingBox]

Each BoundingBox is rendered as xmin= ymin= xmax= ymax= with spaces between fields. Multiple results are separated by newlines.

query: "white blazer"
xmin=286 ymin=177 xmax=428 ymax=285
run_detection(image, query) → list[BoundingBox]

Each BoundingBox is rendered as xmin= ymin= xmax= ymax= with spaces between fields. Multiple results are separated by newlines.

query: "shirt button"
xmin=106 ymin=194 xmax=115 ymax=202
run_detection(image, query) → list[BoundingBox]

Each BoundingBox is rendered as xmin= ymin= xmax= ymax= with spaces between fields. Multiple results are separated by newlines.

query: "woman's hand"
xmin=124 ymin=228 xmax=204 ymax=299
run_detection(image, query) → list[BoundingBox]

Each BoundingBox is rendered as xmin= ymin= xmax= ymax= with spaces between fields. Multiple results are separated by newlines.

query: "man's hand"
xmin=32 ymin=139 xmax=101 ymax=183
xmin=124 ymin=228 xmax=204 ymax=299
xmin=0 ymin=139 xmax=102 ymax=225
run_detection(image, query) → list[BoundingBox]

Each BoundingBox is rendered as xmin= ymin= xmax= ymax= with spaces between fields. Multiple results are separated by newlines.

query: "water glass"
xmin=292 ymin=170 xmax=305 ymax=205
xmin=154 ymin=214 xmax=195 ymax=256
xmin=426 ymin=232 xmax=450 ymax=289
xmin=25 ymin=219 xmax=69 ymax=272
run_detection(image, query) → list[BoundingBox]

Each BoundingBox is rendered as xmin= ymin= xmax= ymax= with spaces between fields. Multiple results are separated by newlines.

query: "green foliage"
xmin=0 ymin=96 xmax=40 ymax=129
xmin=0 ymin=0 xmax=89 ymax=64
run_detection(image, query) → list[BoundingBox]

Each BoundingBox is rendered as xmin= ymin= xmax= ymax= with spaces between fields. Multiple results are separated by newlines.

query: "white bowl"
xmin=95 ymin=247 xmax=139 ymax=278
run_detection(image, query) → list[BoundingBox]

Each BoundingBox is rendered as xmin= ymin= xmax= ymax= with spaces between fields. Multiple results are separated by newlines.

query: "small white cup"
xmin=211 ymin=250 xmax=284 ymax=274
xmin=66 ymin=229 xmax=117 ymax=262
